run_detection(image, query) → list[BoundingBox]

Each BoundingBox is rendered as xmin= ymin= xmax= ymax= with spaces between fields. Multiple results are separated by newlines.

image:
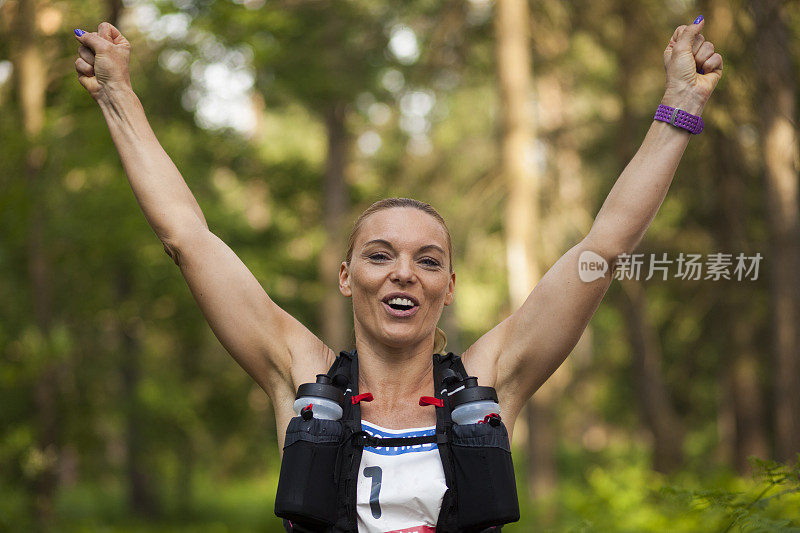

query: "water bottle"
xmin=448 ymin=376 xmax=501 ymax=425
xmin=293 ymin=374 xmax=344 ymax=420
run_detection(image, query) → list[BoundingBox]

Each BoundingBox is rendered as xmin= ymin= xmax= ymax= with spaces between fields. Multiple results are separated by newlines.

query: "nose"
xmin=390 ymin=256 xmax=416 ymax=284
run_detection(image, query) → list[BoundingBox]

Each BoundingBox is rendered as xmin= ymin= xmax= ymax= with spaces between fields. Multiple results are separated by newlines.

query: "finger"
xmin=74 ymin=30 xmax=111 ymax=54
xmin=75 ymin=57 xmax=94 ymax=77
xmin=700 ymin=52 xmax=723 ymax=74
xmin=670 ymin=25 xmax=687 ymax=44
xmin=675 ymin=15 xmax=704 ymax=53
xmin=98 ymin=21 xmax=114 ymax=42
xmin=78 ymin=44 xmax=95 ymax=66
xmin=75 ymin=68 xmax=99 ymax=94
xmin=692 ymin=33 xmax=706 ymax=55
xmin=664 ymin=25 xmax=687 ymax=64
xmin=695 ymin=41 xmax=715 ymax=67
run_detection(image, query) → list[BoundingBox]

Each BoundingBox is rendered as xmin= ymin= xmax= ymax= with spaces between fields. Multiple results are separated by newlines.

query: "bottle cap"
xmin=296 ymin=374 xmax=345 ymax=405
xmin=448 ymin=376 xmax=498 ymax=408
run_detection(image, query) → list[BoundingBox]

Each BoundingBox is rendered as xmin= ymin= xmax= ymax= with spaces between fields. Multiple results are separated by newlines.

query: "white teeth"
xmin=387 ymin=297 xmax=414 ymax=307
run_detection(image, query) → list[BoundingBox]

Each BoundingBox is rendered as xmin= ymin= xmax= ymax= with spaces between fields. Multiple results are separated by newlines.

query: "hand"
xmin=74 ymin=22 xmax=132 ymax=102
xmin=662 ymin=16 xmax=723 ymax=114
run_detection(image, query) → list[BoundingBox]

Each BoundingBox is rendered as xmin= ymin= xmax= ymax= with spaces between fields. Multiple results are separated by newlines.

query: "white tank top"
xmin=356 ymin=421 xmax=446 ymax=533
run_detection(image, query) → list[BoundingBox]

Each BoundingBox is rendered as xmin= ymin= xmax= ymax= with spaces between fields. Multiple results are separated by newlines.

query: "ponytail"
xmin=433 ymin=327 xmax=448 ymax=355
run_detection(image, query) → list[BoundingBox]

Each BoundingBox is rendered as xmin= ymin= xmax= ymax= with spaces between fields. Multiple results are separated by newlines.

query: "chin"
xmin=378 ymin=326 xmax=429 ymax=348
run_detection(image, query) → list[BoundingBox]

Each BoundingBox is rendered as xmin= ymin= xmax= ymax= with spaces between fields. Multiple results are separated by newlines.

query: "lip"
xmin=382 ymin=301 xmax=419 ymax=318
xmin=381 ymin=292 xmax=420 ymax=318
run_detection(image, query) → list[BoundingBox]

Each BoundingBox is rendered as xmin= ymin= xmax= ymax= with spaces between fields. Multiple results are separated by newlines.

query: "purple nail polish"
xmin=697 ymin=68 xmax=705 ymax=74
xmin=693 ymin=15 xmax=703 ymax=24
xmin=74 ymin=28 xmax=86 ymax=36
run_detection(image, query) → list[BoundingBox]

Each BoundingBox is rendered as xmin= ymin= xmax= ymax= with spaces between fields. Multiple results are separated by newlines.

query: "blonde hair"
xmin=433 ymin=327 xmax=448 ymax=355
xmin=346 ymin=198 xmax=453 ymax=354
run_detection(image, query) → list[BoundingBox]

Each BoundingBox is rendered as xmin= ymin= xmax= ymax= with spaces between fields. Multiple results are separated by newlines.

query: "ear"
xmin=444 ymin=271 xmax=455 ymax=306
xmin=339 ymin=262 xmax=352 ymax=297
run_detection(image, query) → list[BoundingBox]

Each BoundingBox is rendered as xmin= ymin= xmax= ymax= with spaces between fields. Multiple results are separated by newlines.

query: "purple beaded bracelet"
xmin=654 ymin=104 xmax=704 ymax=134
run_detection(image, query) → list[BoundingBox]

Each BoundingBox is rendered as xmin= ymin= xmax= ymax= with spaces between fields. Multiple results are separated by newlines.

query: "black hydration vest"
xmin=274 ymin=350 xmax=520 ymax=532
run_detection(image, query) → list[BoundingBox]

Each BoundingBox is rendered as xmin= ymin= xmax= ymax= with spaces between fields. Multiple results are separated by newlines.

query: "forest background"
xmin=1 ymin=0 xmax=800 ymax=531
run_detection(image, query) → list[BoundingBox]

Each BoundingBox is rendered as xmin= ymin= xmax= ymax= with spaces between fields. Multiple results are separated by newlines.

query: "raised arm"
xmin=464 ymin=17 xmax=723 ymax=417
xmin=74 ymin=23 xmax=334 ymax=401
xmin=74 ymin=24 xmax=205 ymax=244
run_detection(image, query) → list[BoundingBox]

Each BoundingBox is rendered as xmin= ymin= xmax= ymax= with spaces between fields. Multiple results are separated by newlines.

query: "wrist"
xmin=96 ymin=82 xmax=136 ymax=111
xmin=660 ymin=89 xmax=705 ymax=116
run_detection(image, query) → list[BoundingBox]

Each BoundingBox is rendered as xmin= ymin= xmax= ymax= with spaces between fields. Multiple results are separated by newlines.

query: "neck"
xmin=354 ymin=332 xmax=436 ymax=406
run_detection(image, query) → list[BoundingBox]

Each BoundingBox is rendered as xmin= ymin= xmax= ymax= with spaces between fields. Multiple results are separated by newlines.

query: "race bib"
xmin=356 ymin=422 xmax=446 ymax=533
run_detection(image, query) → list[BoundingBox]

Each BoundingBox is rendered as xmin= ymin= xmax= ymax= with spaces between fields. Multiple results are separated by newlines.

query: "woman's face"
xmin=340 ymin=207 xmax=455 ymax=350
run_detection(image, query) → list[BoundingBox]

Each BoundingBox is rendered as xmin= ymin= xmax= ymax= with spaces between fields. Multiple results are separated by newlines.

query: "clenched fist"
xmin=662 ymin=16 xmax=724 ymax=113
xmin=74 ymin=22 xmax=132 ymax=102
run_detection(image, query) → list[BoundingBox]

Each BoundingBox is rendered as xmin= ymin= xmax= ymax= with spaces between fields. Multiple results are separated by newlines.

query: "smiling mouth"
xmin=381 ymin=296 xmax=419 ymax=317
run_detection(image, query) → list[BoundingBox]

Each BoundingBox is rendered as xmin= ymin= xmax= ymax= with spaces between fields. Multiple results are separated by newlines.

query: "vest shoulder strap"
xmin=326 ymin=350 xmax=354 ymax=391
xmin=332 ymin=350 xmax=361 ymax=532
xmin=434 ymin=352 xmax=468 ymax=386
xmin=432 ymin=352 xmax=464 ymax=532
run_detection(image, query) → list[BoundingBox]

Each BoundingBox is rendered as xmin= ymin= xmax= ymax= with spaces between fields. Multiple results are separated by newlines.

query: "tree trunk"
xmin=11 ymin=0 xmax=58 ymax=523
xmin=175 ymin=437 xmax=193 ymax=514
xmin=618 ymin=281 xmax=685 ymax=472
xmin=752 ymin=0 xmax=800 ymax=462
xmin=495 ymin=0 xmax=556 ymax=499
xmin=711 ymin=126 xmax=769 ymax=472
xmin=115 ymin=265 xmax=158 ymax=518
xmin=176 ymin=334 xmax=201 ymax=514
xmin=107 ymin=0 xmax=124 ymax=25
xmin=730 ymin=352 xmax=769 ymax=471
xmin=320 ymin=102 xmax=351 ymax=351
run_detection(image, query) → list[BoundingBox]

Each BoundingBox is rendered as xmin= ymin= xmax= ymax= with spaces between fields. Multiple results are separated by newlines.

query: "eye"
xmin=368 ymin=252 xmax=390 ymax=261
xmin=420 ymin=257 xmax=442 ymax=268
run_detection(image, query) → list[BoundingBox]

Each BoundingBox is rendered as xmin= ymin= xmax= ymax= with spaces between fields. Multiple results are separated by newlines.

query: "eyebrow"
xmin=363 ymin=239 xmax=446 ymax=256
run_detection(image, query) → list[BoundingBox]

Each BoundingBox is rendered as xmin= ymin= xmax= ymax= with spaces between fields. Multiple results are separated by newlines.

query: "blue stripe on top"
xmin=361 ymin=421 xmax=438 ymax=456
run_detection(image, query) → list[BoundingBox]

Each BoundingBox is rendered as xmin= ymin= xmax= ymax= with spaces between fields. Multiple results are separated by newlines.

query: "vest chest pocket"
xmin=274 ymin=416 xmax=343 ymax=527
xmin=450 ymin=421 xmax=520 ymax=530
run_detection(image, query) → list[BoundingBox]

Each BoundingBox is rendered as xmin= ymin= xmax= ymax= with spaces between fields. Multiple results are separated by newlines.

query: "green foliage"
xmin=659 ymin=458 xmax=800 ymax=533
xmin=505 ymin=448 xmax=800 ymax=532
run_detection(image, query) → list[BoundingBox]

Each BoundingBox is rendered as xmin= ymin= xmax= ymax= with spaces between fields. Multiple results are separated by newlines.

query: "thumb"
xmin=73 ymin=28 xmax=111 ymax=54
xmin=674 ymin=15 xmax=704 ymax=53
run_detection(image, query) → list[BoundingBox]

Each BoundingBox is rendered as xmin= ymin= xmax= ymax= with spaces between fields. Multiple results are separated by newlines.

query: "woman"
xmin=74 ymin=15 xmax=722 ymax=532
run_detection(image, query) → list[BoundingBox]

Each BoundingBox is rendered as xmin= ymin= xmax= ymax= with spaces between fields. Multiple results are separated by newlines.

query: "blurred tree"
xmin=107 ymin=0 xmax=123 ymax=24
xmin=7 ymin=0 xmax=60 ymax=523
xmin=619 ymin=279 xmax=685 ymax=472
xmin=321 ymin=101 xmax=350 ymax=351
xmin=712 ymin=128 xmax=770 ymax=472
xmin=193 ymin=0 xmax=398 ymax=350
xmin=494 ymin=0 xmax=559 ymax=500
xmin=705 ymin=0 xmax=769 ymax=473
xmin=752 ymin=0 xmax=800 ymax=462
xmin=115 ymin=261 xmax=159 ymax=517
